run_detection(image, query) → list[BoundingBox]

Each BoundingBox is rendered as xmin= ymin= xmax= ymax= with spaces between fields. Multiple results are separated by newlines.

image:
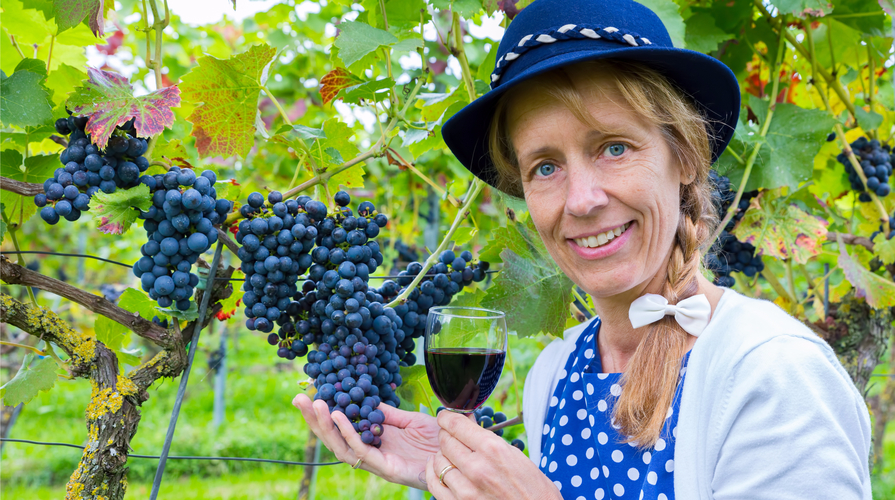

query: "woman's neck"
xmin=590 ymin=273 xmax=724 ymax=373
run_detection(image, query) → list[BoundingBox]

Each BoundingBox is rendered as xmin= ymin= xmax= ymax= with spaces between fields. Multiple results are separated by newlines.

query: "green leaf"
xmin=118 ymin=288 xmax=162 ymax=321
xmin=88 ymin=184 xmax=152 ymax=235
xmin=810 ymin=19 xmax=865 ymax=71
xmin=636 ymin=0 xmax=686 ymax=48
xmin=451 ymin=287 xmax=487 ymax=308
xmin=95 ymin=316 xmax=142 ymax=366
xmin=451 ymin=226 xmax=477 ymax=246
xmin=53 ymin=0 xmax=105 ymax=36
xmin=431 ymin=0 xmax=483 ymax=17
xmin=480 ymin=217 xmax=574 ymax=338
xmin=0 ymin=67 xmax=54 ymax=128
xmin=180 ymin=44 xmax=277 ymax=159
xmin=855 ymin=107 xmax=883 ymax=132
xmin=684 ymin=12 xmax=732 ymax=53
xmin=316 ymin=118 xmax=364 ymax=193
xmin=769 ymin=0 xmax=834 ymax=18
xmin=334 ymin=22 xmax=398 ymax=70
xmin=719 ymin=98 xmax=837 ymax=192
xmin=475 ymin=41 xmax=500 ymax=82
xmin=401 ymin=126 xmax=431 ymax=147
xmin=830 ymin=0 xmax=887 ymax=37
xmin=732 ymin=193 xmax=829 ymax=265
xmin=395 ymin=364 xmax=435 ymax=412
xmin=1 ymin=354 xmax=58 ymax=406
xmin=157 ymin=302 xmax=200 ymax=322
xmin=66 ymin=68 xmax=181 ymax=150
xmin=338 ymin=78 xmax=395 ymax=105
xmin=291 ymin=124 xmax=327 ymax=140
xmin=838 ymin=246 xmax=895 ymax=308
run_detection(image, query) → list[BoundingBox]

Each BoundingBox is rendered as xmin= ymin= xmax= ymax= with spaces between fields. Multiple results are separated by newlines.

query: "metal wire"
xmin=0 ymin=438 xmax=341 ymax=466
xmin=0 ymin=250 xmax=499 ymax=281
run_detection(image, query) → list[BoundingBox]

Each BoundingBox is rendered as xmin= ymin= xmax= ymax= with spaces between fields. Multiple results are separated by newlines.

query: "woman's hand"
xmin=293 ymin=393 xmax=440 ymax=488
xmin=425 ymin=410 xmax=562 ymax=500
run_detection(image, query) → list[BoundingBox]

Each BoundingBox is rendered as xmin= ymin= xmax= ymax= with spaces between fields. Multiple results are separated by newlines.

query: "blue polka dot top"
xmin=538 ymin=318 xmax=690 ymax=500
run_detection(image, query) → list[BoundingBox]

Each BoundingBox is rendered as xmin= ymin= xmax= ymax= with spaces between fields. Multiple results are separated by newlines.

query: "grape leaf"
xmin=316 ymin=118 xmax=364 ymax=193
xmin=480 ymin=217 xmax=574 ymax=339
xmin=770 ymin=0 xmax=833 ymax=17
xmin=732 ymin=194 xmax=828 ymax=265
xmin=216 ymin=269 xmax=244 ymax=322
xmin=88 ymin=184 xmax=152 ymax=234
xmin=292 ymin=124 xmax=327 ymax=140
xmin=452 ymin=226 xmax=477 ymax=246
xmin=395 ymin=365 xmax=436 ymax=412
xmin=319 ymin=67 xmax=363 ymax=105
xmin=157 ymin=301 xmax=199 ymax=322
xmin=118 ymin=287 xmax=162 ymax=321
xmin=338 ymin=78 xmax=395 ymax=105
xmin=151 ymin=138 xmax=194 ymax=169
xmin=95 ymin=316 xmax=142 ymax=366
xmin=872 ymin=234 xmax=895 ymax=266
xmin=334 ymin=22 xmax=397 ymax=71
xmin=684 ymin=12 xmax=732 ymax=53
xmin=66 ymin=68 xmax=181 ymax=150
xmin=180 ymin=44 xmax=277 ymax=159
xmin=838 ymin=245 xmax=895 ymax=308
xmin=431 ymin=0 xmax=483 ymax=17
xmin=0 ymin=66 xmax=54 ymax=128
xmin=54 ymin=0 xmax=104 ymax=36
xmin=719 ymin=98 xmax=837 ymax=192
xmin=855 ymin=107 xmax=884 ymax=132
xmin=636 ymin=0 xmax=686 ymax=47
xmin=0 ymin=354 xmax=58 ymax=406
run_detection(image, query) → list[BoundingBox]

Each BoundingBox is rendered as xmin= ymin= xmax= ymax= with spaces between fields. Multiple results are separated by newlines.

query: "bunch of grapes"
xmin=133 ymin=166 xmax=231 ymax=311
xmin=373 ymin=250 xmax=489 ymax=365
xmin=35 ymin=115 xmax=150 ymax=224
xmin=238 ymin=190 xmax=487 ymax=448
xmin=838 ymin=137 xmax=892 ymax=202
xmin=706 ymin=171 xmax=763 ymax=288
xmin=235 ymin=190 xmax=318 ymax=337
xmin=436 ymin=405 xmax=525 ymax=451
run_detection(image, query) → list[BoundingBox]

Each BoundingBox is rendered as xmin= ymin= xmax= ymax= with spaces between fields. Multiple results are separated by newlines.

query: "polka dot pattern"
xmin=538 ymin=318 xmax=690 ymax=499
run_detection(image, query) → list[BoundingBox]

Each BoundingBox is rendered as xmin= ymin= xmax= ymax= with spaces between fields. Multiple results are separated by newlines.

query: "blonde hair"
xmin=488 ymin=60 xmax=719 ymax=447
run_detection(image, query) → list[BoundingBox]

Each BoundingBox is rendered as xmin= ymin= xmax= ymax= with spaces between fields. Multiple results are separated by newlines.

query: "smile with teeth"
xmin=573 ymin=222 xmax=631 ymax=249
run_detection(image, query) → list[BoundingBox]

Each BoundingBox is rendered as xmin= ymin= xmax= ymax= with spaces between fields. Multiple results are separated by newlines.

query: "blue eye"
xmin=606 ymin=144 xmax=627 ymax=157
xmin=536 ymin=163 xmax=557 ymax=177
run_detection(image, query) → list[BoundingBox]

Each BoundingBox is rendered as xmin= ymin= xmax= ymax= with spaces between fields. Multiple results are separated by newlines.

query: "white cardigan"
xmin=523 ymin=288 xmax=872 ymax=499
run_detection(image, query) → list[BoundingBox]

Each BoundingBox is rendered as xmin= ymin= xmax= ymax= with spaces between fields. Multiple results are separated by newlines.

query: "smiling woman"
xmin=294 ymin=0 xmax=873 ymax=498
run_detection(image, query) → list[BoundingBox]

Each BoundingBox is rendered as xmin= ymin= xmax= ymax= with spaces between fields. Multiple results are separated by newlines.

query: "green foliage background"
xmin=0 ymin=0 xmax=894 ymax=497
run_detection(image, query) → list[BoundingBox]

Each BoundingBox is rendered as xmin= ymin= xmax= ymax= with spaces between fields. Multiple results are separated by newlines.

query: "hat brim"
xmin=441 ymin=45 xmax=741 ymax=194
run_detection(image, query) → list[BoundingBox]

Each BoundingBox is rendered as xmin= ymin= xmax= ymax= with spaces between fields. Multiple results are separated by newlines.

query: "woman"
xmin=294 ymin=0 xmax=872 ymax=498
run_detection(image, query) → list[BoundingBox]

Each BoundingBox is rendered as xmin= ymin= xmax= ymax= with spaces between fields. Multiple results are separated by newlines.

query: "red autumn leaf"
xmin=319 ymin=68 xmax=362 ymax=105
xmin=55 ymin=0 xmax=105 ymax=37
xmin=67 ymin=68 xmax=181 ymax=149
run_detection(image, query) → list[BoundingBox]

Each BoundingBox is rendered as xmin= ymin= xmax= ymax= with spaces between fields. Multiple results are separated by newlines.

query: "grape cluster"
xmin=838 ymin=137 xmax=892 ymax=202
xmin=436 ymin=405 xmax=525 ymax=451
xmin=239 ymin=190 xmax=487 ymax=448
xmin=35 ymin=115 xmax=150 ymax=224
xmin=133 ymin=166 xmax=232 ymax=311
xmin=373 ymin=250 xmax=489 ymax=365
xmin=235 ymin=191 xmax=317 ymax=336
xmin=706 ymin=171 xmax=763 ymax=288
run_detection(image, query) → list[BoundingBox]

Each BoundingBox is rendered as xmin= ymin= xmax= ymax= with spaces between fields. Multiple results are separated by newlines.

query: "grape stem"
xmin=8 ymin=35 xmax=25 ymax=59
xmin=386 ymin=147 xmax=461 ymax=207
xmin=759 ymin=266 xmax=797 ymax=305
xmin=702 ymin=26 xmax=787 ymax=255
xmin=1 ymin=212 xmax=39 ymax=308
xmin=451 ymin=12 xmax=478 ymax=103
xmin=384 ymin=179 xmax=485 ymax=308
xmin=0 ymin=340 xmax=47 ymax=357
xmin=487 ymin=413 xmax=523 ymax=433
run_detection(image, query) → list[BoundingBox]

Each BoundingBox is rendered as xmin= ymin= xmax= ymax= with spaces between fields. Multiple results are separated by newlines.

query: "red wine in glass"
xmin=424 ymin=307 xmax=508 ymax=414
xmin=426 ymin=348 xmax=506 ymax=412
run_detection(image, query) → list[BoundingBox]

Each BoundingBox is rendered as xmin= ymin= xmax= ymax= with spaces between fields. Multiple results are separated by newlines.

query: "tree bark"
xmin=0 ymin=259 xmax=235 ymax=500
xmin=0 ymin=176 xmax=43 ymax=196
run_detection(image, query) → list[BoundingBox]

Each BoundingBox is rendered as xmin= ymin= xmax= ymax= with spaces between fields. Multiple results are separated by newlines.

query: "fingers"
xmin=294 ymin=394 xmax=356 ymax=463
xmin=437 ymin=410 xmax=496 ymax=454
xmin=439 ymin=428 xmax=473 ymax=468
xmin=426 ymin=454 xmax=456 ymax=500
xmin=427 ymin=451 xmax=474 ymax=500
xmin=332 ymin=410 xmax=380 ymax=468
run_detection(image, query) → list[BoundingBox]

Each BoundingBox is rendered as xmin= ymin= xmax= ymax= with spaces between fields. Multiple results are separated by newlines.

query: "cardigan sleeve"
xmin=710 ymin=335 xmax=872 ymax=500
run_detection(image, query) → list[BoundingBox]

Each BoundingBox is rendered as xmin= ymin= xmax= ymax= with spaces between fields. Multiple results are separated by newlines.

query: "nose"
xmin=563 ymin=159 xmax=609 ymax=217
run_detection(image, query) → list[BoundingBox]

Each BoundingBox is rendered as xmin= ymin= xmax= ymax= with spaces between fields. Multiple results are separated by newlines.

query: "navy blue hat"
xmin=442 ymin=0 xmax=741 ymax=193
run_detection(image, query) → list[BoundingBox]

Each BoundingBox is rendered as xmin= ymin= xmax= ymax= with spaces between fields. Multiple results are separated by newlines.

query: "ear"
xmin=679 ymin=167 xmax=695 ymax=186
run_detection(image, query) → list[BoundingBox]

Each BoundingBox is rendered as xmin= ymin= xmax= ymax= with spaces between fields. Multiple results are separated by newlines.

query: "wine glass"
xmin=424 ymin=306 xmax=508 ymax=414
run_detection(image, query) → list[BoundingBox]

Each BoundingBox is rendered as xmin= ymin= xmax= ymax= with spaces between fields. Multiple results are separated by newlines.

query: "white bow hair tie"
xmin=628 ymin=293 xmax=711 ymax=337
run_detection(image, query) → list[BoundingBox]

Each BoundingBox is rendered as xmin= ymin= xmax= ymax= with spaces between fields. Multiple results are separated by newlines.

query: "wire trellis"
xmin=0 ymin=438 xmax=342 ymax=466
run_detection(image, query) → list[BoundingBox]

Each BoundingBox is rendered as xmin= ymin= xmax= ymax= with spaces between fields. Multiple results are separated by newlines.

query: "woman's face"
xmin=507 ymin=70 xmax=688 ymax=299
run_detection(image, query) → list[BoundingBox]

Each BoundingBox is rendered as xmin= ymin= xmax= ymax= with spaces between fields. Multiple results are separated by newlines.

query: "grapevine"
xmin=839 ymin=137 xmax=892 ymax=202
xmin=706 ymin=171 xmax=763 ymax=287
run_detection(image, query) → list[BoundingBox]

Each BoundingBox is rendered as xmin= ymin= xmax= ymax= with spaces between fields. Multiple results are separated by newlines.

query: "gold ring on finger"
xmin=438 ymin=464 xmax=458 ymax=487
xmin=352 ymin=457 xmax=364 ymax=469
